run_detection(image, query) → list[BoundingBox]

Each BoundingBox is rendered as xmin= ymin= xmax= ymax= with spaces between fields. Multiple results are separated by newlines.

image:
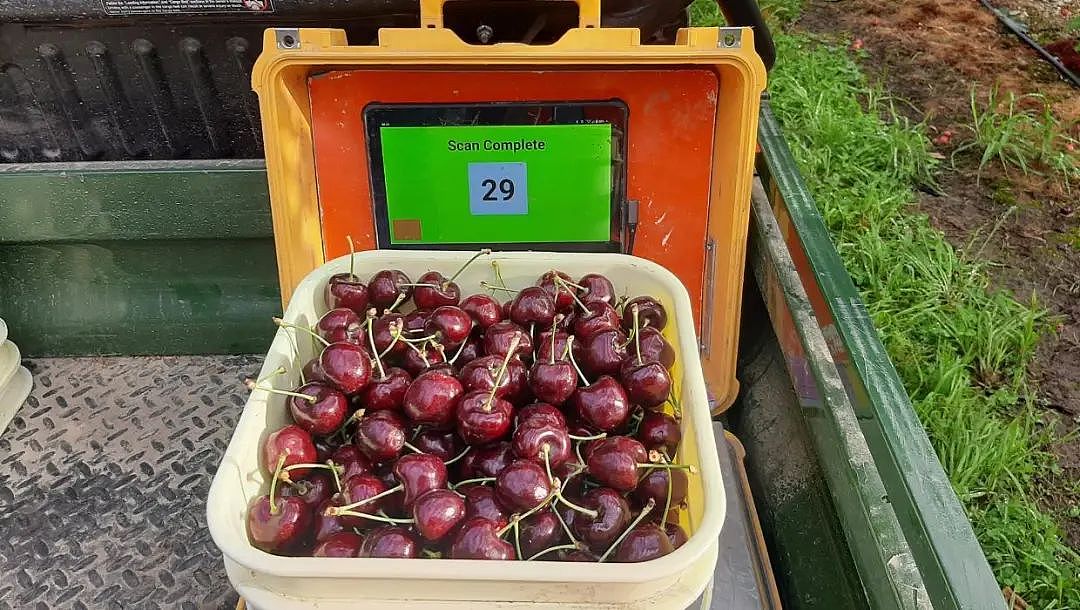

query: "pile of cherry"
xmin=247 ymin=250 xmax=692 ymax=563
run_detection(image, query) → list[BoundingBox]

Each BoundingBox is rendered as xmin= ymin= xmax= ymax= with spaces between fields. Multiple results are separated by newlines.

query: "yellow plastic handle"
xmin=419 ymin=0 xmax=601 ymax=30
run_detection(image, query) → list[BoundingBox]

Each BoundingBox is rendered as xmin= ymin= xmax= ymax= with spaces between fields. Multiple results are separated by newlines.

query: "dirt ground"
xmin=795 ymin=0 xmax=1080 ymax=549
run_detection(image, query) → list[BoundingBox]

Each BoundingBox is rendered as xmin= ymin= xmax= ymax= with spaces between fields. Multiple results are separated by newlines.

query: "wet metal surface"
xmin=0 ymin=355 xmax=261 ymax=609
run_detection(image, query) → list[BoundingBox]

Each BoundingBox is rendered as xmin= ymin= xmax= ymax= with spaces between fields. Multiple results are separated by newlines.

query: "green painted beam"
xmin=0 ymin=160 xmax=272 ymax=243
xmin=0 ymin=239 xmax=281 ymax=356
xmin=756 ymin=101 xmax=1005 ymax=610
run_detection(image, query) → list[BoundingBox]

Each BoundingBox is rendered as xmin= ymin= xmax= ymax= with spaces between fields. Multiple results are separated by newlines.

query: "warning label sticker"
xmin=102 ymin=0 xmax=274 ymax=15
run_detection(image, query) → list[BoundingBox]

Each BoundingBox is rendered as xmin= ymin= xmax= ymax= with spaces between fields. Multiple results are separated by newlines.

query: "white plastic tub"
xmin=207 ymin=251 xmax=724 ymax=609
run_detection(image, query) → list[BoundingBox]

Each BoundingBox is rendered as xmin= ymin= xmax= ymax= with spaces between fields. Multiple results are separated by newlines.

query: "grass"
xmin=954 ymin=87 xmax=1080 ymax=190
xmin=689 ymin=0 xmax=1080 ymax=607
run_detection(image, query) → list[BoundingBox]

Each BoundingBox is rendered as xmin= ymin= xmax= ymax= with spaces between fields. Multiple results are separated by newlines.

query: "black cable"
xmin=977 ymin=0 xmax=1080 ymax=88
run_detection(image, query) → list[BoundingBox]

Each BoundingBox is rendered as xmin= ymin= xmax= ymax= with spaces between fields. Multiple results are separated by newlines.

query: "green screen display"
xmin=379 ymin=124 xmax=613 ymax=244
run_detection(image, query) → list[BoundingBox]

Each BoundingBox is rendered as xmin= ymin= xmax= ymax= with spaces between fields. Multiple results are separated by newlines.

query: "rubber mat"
xmin=0 ymin=355 xmax=262 ymax=610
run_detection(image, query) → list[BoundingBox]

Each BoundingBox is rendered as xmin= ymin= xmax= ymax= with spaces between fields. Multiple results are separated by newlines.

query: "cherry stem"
xmin=398 ymin=333 xmax=439 ymax=344
xmin=513 ymin=520 xmax=523 ymax=561
xmin=379 ymin=321 xmax=403 ymax=359
xmin=497 ymin=494 xmax=555 ymax=537
xmin=598 ymin=499 xmax=656 ymax=562
xmin=565 ymin=336 xmax=589 ymax=386
xmin=365 ymin=312 xmax=386 ymax=379
xmin=443 ymin=446 xmax=471 ymax=466
xmin=550 ymin=272 xmax=587 ymax=292
xmin=273 ymin=317 xmax=330 ymax=347
xmin=331 ymin=409 xmax=363 ymax=441
xmin=446 ymin=249 xmax=491 ymax=286
xmin=386 ymin=292 xmax=409 ymax=313
xmin=334 ymin=510 xmax=414 ymax=525
xmin=283 ymin=462 xmax=342 ymax=474
xmin=480 ymin=281 xmax=519 ymax=294
xmin=574 ymin=440 xmax=586 ymax=467
xmin=491 ymin=260 xmax=508 ymax=289
xmin=327 ymin=459 xmax=343 ymax=493
xmin=255 ymin=366 xmax=287 ymax=384
xmin=451 ymin=476 xmax=496 ymax=489
xmin=484 ymin=334 xmax=521 ymax=412
xmin=549 ymin=316 xmax=562 ymax=365
xmin=541 ymin=445 xmax=556 ymax=483
xmin=346 ymin=234 xmax=356 ymax=279
xmin=552 ymin=503 xmax=579 ymax=546
xmin=331 ymin=484 xmax=404 ymax=513
xmin=632 ymin=304 xmax=643 ymax=365
xmin=663 ymin=456 xmax=674 ymax=527
xmin=527 ymin=543 xmax=580 ymax=561
xmin=244 ymin=379 xmax=317 ymax=403
xmin=268 ymin=454 xmax=287 ymax=516
xmin=449 ymin=336 xmax=470 ymax=365
xmin=568 ymin=432 xmax=606 ymax=442
xmin=555 ymin=276 xmax=590 ymax=313
xmin=402 ymin=441 xmax=423 ymax=454
xmin=555 ymin=494 xmax=598 ymax=519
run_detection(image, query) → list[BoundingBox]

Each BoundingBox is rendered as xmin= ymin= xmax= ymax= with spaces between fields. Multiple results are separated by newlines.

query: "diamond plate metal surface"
xmin=0 ymin=355 xmax=262 ymax=610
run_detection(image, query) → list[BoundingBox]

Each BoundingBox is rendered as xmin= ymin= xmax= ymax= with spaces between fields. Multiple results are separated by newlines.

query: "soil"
xmin=794 ymin=0 xmax=1080 ymax=554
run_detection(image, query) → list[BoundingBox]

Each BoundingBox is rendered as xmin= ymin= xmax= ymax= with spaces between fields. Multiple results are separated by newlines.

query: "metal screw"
xmin=476 ymin=25 xmax=494 ymax=44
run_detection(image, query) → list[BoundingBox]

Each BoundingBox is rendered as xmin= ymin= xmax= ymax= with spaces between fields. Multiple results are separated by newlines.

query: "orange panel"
xmin=307 ymin=68 xmax=718 ymax=328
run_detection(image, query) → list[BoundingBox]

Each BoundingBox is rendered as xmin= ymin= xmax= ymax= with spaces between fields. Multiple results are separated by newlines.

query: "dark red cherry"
xmin=450 ymin=517 xmax=516 ymax=560
xmin=392 ymin=452 xmax=448 ymax=508
xmin=619 ymin=359 xmax=672 ymax=409
xmin=322 ymin=322 xmax=365 ymax=346
xmin=573 ymin=301 xmax=620 ymax=340
xmin=313 ymin=499 xmax=349 ymax=542
xmin=302 ymin=357 xmax=328 ymax=384
xmin=331 ymin=445 xmax=372 ymax=480
xmin=581 ymin=329 xmax=629 ymax=378
xmin=403 ymin=309 xmax=429 ymax=333
xmin=317 ymin=308 xmax=362 ymax=338
xmin=613 ymin=523 xmax=674 ymax=562
xmin=326 ymin=273 xmax=370 ymax=315
xmin=578 ymin=273 xmax=615 ymax=306
xmin=368 ymin=269 xmax=411 ymax=310
xmin=412 ymin=428 xmax=464 ymax=462
xmin=638 ymin=327 xmax=676 ymax=370
xmin=460 ymin=294 xmax=503 ymax=330
xmin=288 ymin=382 xmax=349 ymax=436
xmin=320 ymin=342 xmax=373 ymax=395
xmin=509 ymin=286 xmax=556 ymax=327
xmin=517 ymin=402 xmax=567 ymax=429
xmin=456 ymin=390 xmax=514 ymax=446
xmin=414 ymin=271 xmax=460 ymax=310
xmin=247 ymin=495 xmax=313 ymax=553
xmin=459 ymin=355 xmax=527 ymax=403
xmin=399 ymin=342 xmax=447 ymax=377
xmin=280 ymin=472 xmax=334 ymax=509
xmin=458 ymin=441 xmax=513 ymax=480
xmin=512 ymin=421 xmax=572 ymax=468
xmin=354 ymin=410 xmax=406 ymax=463
xmin=665 ymin=522 xmax=689 ymax=549
xmin=450 ymin=333 xmax=483 ymax=369
xmin=263 ymin=425 xmax=317 ymax=479
xmin=623 ymin=296 xmax=668 ymax=331
xmin=537 ymin=270 xmax=575 ymax=313
xmin=586 ymin=436 xmax=648 ymax=492
xmin=313 ymin=531 xmax=364 ymax=557
xmin=571 ymin=376 xmax=631 ymax=432
xmin=572 ymin=487 xmax=631 ymax=551
xmin=495 ymin=459 xmax=552 ymax=512
xmin=460 ymin=484 xmax=511 ymax=530
xmin=559 ymin=549 xmax=598 ymax=562
xmin=519 ymin=509 xmax=565 ymax=559
xmin=356 ymin=366 xmax=411 ymax=412
xmin=402 ymin=370 xmax=463 ymax=426
xmin=633 ymin=468 xmax=689 ymax=514
xmin=529 ymin=360 xmax=577 ymax=406
xmin=637 ymin=411 xmax=682 ymax=455
xmin=482 ymin=322 xmax=533 ymax=362
xmin=535 ymin=330 xmax=570 ymax=364
xmin=342 ymin=473 xmax=389 ymax=517
xmin=424 ymin=305 xmax=473 ymax=348
xmin=412 ymin=489 xmax=466 ymax=542
xmin=360 ymin=526 xmax=419 ymax=558
xmin=371 ymin=313 xmax=407 ymax=358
